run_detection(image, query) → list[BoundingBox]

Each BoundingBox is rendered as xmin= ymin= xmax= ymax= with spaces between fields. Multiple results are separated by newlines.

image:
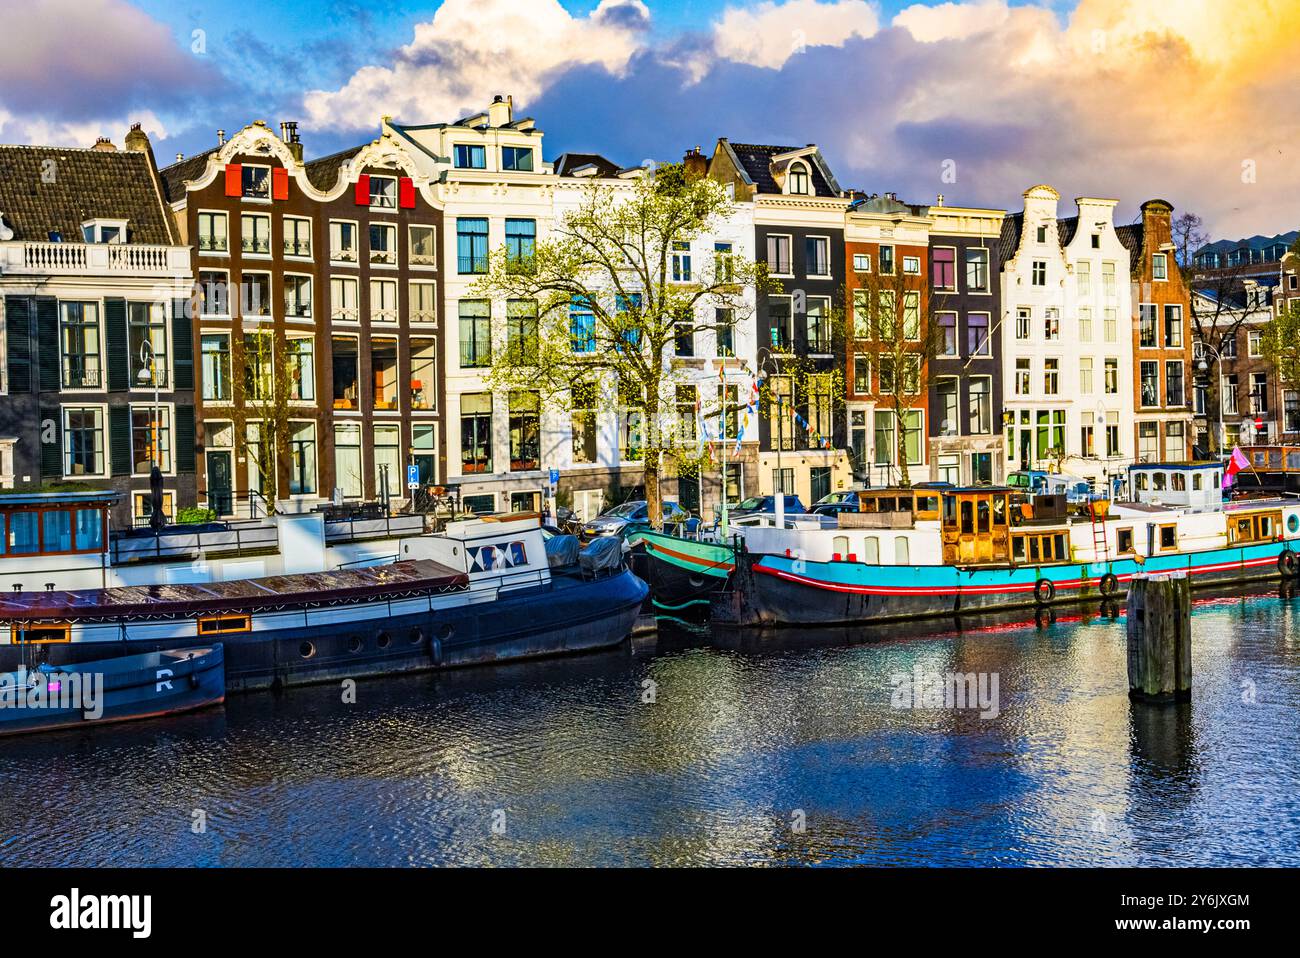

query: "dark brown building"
xmin=161 ymin=121 xmax=444 ymax=515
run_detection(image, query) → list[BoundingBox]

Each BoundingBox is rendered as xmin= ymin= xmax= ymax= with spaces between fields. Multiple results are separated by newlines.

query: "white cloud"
xmin=713 ymin=0 xmax=881 ymax=69
xmin=0 ymin=107 xmax=167 ymax=150
xmin=892 ymin=1 xmax=1010 ymax=43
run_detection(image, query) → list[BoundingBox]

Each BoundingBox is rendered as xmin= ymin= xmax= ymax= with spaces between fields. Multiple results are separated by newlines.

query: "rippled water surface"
xmin=3 ymin=588 xmax=1299 ymax=866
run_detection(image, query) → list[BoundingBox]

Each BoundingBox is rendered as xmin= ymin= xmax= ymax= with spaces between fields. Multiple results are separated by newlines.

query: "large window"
xmin=716 ymin=308 xmax=735 ymax=357
xmin=461 ymin=393 xmax=493 ymax=474
xmin=570 ymin=296 xmax=596 ymax=353
xmin=329 ymin=220 xmax=358 ymax=262
xmin=454 ymin=144 xmax=486 ymax=169
xmin=502 ymin=146 xmax=533 ymax=172
xmin=284 ymin=275 xmax=312 ymax=319
xmin=409 ymin=225 xmax=436 ymax=267
xmin=410 ymin=281 xmax=437 ymax=324
xmin=201 ymin=333 xmax=231 ymax=401
xmin=672 ymin=241 xmax=692 ymax=282
xmin=504 ymin=218 xmax=536 ymax=269
xmin=766 ymin=234 xmax=792 ymax=275
xmin=768 ymin=297 xmax=793 ymax=351
xmin=60 ymin=302 xmax=101 ymax=389
xmin=241 ymin=213 xmax=271 ymax=255
xmin=937 ymin=378 xmax=959 ymax=436
xmin=289 ymin=421 xmax=317 ymax=495
xmin=807 ymin=374 xmax=833 ymax=444
xmin=1140 ymin=360 xmax=1159 ymax=407
xmin=967 ymin=313 xmax=990 ymax=356
xmin=371 ymin=339 xmax=398 ymax=410
xmin=283 ymin=217 xmax=311 ymax=257
xmin=332 ymin=336 xmax=358 ymax=409
xmin=805 ymin=237 xmax=830 ymax=277
xmin=1139 ymin=304 xmax=1157 ymax=347
xmin=1165 ymin=361 xmax=1184 ymax=407
xmin=131 ymin=405 xmax=172 ymax=474
xmin=509 ymin=391 xmax=540 ymax=471
xmin=288 ymin=337 xmax=314 ymax=401
xmin=969 ymin=377 xmax=992 ymax=434
xmin=369 ymin=223 xmax=396 ymax=266
xmin=331 ymin=276 xmax=359 ymax=322
xmin=198 ymin=211 xmax=227 ymax=253
xmin=506 ymin=299 xmax=537 ymax=364
xmin=128 ymin=302 xmax=168 ymax=389
xmin=1164 ymin=305 xmax=1183 ymax=348
xmin=334 ymin=422 xmax=363 ymax=498
xmin=571 ymin=379 xmax=597 ymax=464
xmin=373 ymin=424 xmax=401 ymax=498
xmin=410 ymin=338 xmax=437 ymax=411
xmin=241 ymin=272 xmax=271 ymax=317
xmin=459 ymin=300 xmax=491 ymax=367
xmin=199 ymin=271 xmax=229 ymax=316
xmin=932 ymin=247 xmax=956 ymax=291
xmin=619 ymin=380 xmax=644 ymax=459
xmin=369 ymin=278 xmax=397 ymax=324
xmin=368 ymin=176 xmax=397 ymax=210
xmin=457 ymin=217 xmax=489 ymax=274
xmin=806 ymin=297 xmax=831 ymax=352
xmin=63 ymin=407 xmax=105 ymax=476
xmin=965 ymin=248 xmax=989 ymax=292
xmin=241 ymin=165 xmax=270 ymax=199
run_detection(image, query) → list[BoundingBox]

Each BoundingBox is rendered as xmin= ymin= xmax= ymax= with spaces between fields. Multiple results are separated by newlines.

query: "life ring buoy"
xmin=1278 ymin=550 xmax=1298 ymax=577
xmin=1098 ymin=572 xmax=1119 ymax=597
xmin=1034 ymin=578 xmax=1055 ymax=604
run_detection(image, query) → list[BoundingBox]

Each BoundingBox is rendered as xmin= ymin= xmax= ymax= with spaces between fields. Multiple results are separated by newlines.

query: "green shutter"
xmin=171 ymin=299 xmax=193 ymax=392
xmin=39 ymin=406 xmax=62 ymax=479
xmin=110 ymin=405 xmax=132 ymax=477
xmin=4 ymin=296 xmax=33 ymax=393
xmin=175 ymin=404 xmax=196 ymax=473
xmin=36 ymin=297 xmax=59 ymax=392
xmin=105 ymin=299 xmax=128 ymax=392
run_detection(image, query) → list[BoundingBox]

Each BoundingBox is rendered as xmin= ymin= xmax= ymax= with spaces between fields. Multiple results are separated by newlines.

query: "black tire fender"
xmin=1034 ymin=578 xmax=1055 ymax=605
xmin=1279 ymin=549 xmax=1298 ymax=577
xmin=1098 ymin=572 xmax=1119 ymax=597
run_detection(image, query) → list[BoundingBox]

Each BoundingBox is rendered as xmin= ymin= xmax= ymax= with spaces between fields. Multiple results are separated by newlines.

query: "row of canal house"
xmin=0 ymin=100 xmax=1200 ymax=528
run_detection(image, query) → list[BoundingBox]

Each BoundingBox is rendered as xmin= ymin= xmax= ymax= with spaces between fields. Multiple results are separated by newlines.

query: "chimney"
xmin=936 ymin=193 xmax=945 ymax=207
xmin=1141 ymin=199 xmax=1175 ymax=252
xmin=176 ymin=153 xmax=184 ymax=163
xmin=91 ymin=136 xmax=117 ymax=152
xmin=124 ymin=123 xmax=150 ymax=153
xmin=280 ymin=120 xmax=303 ymax=162
xmin=217 ymin=129 xmax=226 ymax=146
xmin=488 ymin=94 xmax=512 ymax=127
xmin=683 ymin=145 xmax=707 ymax=180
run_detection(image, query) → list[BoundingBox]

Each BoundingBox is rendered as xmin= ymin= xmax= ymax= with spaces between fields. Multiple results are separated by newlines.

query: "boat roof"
xmin=0 ymin=559 xmax=468 ymax=621
xmin=0 ymin=491 xmax=120 ymax=507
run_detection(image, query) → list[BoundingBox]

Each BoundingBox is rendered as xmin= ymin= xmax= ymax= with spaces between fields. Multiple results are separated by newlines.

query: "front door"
xmin=677 ymin=473 xmax=700 ymax=515
xmin=206 ymin=450 xmax=233 ymax=515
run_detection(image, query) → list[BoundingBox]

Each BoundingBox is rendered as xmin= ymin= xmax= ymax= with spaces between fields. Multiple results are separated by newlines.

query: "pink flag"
xmin=1223 ymin=446 xmax=1250 ymax=489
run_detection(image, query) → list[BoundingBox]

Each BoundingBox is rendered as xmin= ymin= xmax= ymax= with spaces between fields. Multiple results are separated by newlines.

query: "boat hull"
xmin=627 ymin=531 xmax=736 ymax=611
xmin=714 ymin=541 xmax=1298 ymax=626
xmin=0 ymin=646 xmax=225 ymax=736
xmin=0 ymin=570 xmax=647 ymax=691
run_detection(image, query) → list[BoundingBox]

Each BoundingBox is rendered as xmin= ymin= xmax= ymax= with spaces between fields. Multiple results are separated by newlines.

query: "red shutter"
xmin=399 ymin=177 xmax=416 ymax=209
xmin=272 ymin=167 xmax=289 ymax=201
xmin=354 ymin=175 xmax=370 ymax=206
xmin=224 ymin=164 xmax=242 ymax=197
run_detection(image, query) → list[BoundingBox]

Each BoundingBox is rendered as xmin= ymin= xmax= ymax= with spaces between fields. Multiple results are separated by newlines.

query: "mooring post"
xmin=1126 ymin=571 xmax=1192 ymax=702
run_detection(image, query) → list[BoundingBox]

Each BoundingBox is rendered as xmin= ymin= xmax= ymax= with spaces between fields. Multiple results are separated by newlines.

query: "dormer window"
xmin=369 ymin=175 xmax=397 ymax=209
xmin=454 ymin=144 xmax=486 ymax=169
xmin=1036 ymin=225 xmax=1047 ymax=244
xmin=787 ymin=162 xmax=810 ymax=195
xmin=241 ymin=165 xmax=270 ymax=199
xmin=81 ymin=219 xmax=128 ymax=243
xmin=502 ymin=146 xmax=533 ymax=172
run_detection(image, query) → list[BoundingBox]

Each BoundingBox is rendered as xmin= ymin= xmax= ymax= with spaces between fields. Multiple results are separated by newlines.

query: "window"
xmin=768 ymin=297 xmax=793 ymax=351
xmin=459 ymin=300 xmax=491 ymax=367
xmin=903 ymin=292 xmax=920 ymax=341
xmin=806 ymin=237 xmax=830 ymax=277
xmin=1139 ymin=304 xmax=1157 ymax=347
xmin=329 ymin=220 xmax=358 ymax=262
xmin=1165 ymin=361 xmax=1184 ymax=407
xmin=246 ymin=422 xmax=273 ymax=498
xmin=1032 ymin=260 xmax=1046 ymax=285
xmin=1140 ymin=361 xmax=1159 ymax=407
xmin=457 ymin=218 xmax=489 ymax=274
xmin=808 ymin=374 xmax=834 ymax=444
xmin=1221 ymin=332 xmax=1237 ymax=358
xmin=241 ymin=165 xmax=270 ymax=199
xmin=902 ymin=409 xmax=923 ymax=465
xmin=509 ymin=391 xmax=540 ymax=471
xmin=879 ymin=245 xmax=895 ymax=275
xmin=199 ymin=271 xmax=229 ymax=316
xmin=1081 ymin=425 xmax=1095 ymax=458
xmin=502 ymin=146 xmax=533 ymax=172
xmin=331 ymin=276 xmax=358 ymax=322
xmin=411 ymin=281 xmax=437 ymax=324
xmin=968 ymin=313 xmax=990 ymax=356
xmin=715 ymin=308 xmax=735 ymax=357
xmin=965 ymin=248 xmax=989 ymax=292
xmin=412 ymin=423 xmax=437 ymax=486
xmin=1166 ymin=422 xmax=1186 ymax=462
xmin=506 ymin=299 xmax=537 ymax=364
xmin=1104 ymin=308 xmax=1117 ymax=342
xmin=331 ymin=336 xmax=359 ymax=409
xmin=937 ymin=379 xmax=959 ymax=436
xmin=371 ymin=338 xmax=398 ymax=410
xmin=674 ymin=316 xmax=694 ymax=357
xmin=769 ymin=376 xmax=794 ymax=450
xmin=368 ymin=175 xmax=397 ymax=209
xmin=128 ymin=302 xmax=167 ymax=388
xmin=1078 ymin=306 xmax=1093 ymax=342
xmin=1015 ymin=307 xmax=1031 ymax=340
xmin=937 ymin=312 xmax=957 ymax=356
xmin=60 ymin=302 xmax=101 ymax=389
xmin=241 ymin=272 xmax=271 ymax=317
xmin=1104 ymin=358 xmax=1118 ymax=394
xmin=1153 ymin=253 xmax=1167 ymax=280
xmin=807 ymin=297 xmax=831 ymax=352
xmin=1015 ymin=358 xmax=1030 ymax=395
xmin=241 ymin=212 xmax=271 ymax=255
xmin=570 ymin=296 xmax=596 ymax=353
xmin=284 ymin=275 xmax=312 ymax=319
xmin=63 ymin=407 xmax=105 ymax=476
xmin=1223 ymin=374 xmax=1239 ymax=415
xmin=1117 ymin=528 xmax=1134 ymax=554
xmin=931 ymin=247 xmax=957 ymax=290
xmin=903 ymin=255 xmax=921 ymax=275
xmin=1044 ymin=358 xmax=1059 ymax=395
xmin=1138 ymin=421 xmax=1159 ymax=461
xmin=198 ymin=211 xmax=227 ymax=253
xmin=1036 ymin=225 xmax=1048 ymax=244
xmin=410 ymin=338 xmax=437 ymax=411
xmin=201 ymin=333 xmax=231 ymax=401
xmin=332 ymin=422 xmax=362 ymax=499
xmin=283 ymin=217 xmax=311 ymax=257
xmin=672 ymin=241 xmax=692 ymax=282
xmin=504 ymin=219 xmax=535 ymax=269
xmin=131 ymin=405 xmax=171 ymax=474
xmin=288 ymin=338 xmax=314 ymax=401
xmin=619 ymin=380 xmax=644 ymax=459
xmin=409 ymin=225 xmax=436 ymax=266
xmin=369 ymin=278 xmax=397 ymax=324
xmin=873 ymin=410 xmax=895 ymax=465
xmin=1102 ymin=261 xmax=1116 ymax=298
xmin=1251 ymin=372 xmax=1269 ymax=414
xmin=1044 ymin=308 xmax=1060 ymax=340
xmin=1076 ymin=260 xmax=1091 ymax=296
xmin=368 ymin=423 xmax=400 ymax=499
xmin=713 ymin=242 xmax=735 ymax=282
xmin=766 ymin=234 xmax=792 ymax=274
xmin=853 ymin=252 xmax=871 ymax=272
xmin=1286 ymin=390 xmax=1300 ymax=433
xmin=1091 ymin=233 xmax=1101 ymax=249
xmin=243 ymin=333 xmax=274 ymax=401
xmin=289 ymin=421 xmax=317 ymax=495
xmin=571 ymin=379 xmax=597 ymax=464
xmin=454 ymin=144 xmax=486 ymax=169
xmin=1248 ymin=329 xmax=1263 ymax=357
xmin=369 ymin=223 xmax=397 ymax=266
xmin=1079 ymin=356 xmax=1093 ymax=394
xmin=787 ymin=162 xmax=809 ymax=194
xmin=1106 ymin=411 xmax=1120 ymax=457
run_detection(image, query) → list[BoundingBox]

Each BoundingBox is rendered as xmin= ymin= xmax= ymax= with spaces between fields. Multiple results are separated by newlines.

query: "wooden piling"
xmin=1126 ymin=572 xmax=1192 ymax=702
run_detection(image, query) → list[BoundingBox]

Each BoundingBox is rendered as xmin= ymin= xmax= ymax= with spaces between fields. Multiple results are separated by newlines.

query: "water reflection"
xmin=1 ymin=587 xmax=1298 ymax=866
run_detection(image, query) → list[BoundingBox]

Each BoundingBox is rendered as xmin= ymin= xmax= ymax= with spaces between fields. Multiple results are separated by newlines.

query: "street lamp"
xmin=1195 ymin=341 xmax=1225 ymax=455
xmin=755 ymin=346 xmax=784 ymax=499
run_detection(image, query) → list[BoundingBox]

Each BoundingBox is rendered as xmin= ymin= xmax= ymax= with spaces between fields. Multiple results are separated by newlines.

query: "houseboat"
xmin=635 ymin=462 xmax=1300 ymax=626
xmin=0 ymin=513 xmax=647 ymax=691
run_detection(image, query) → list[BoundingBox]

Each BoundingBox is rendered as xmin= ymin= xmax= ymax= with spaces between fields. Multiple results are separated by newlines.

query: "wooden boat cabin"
xmin=0 ymin=492 xmax=114 ymax=589
xmin=936 ymin=487 xmax=1072 ymax=566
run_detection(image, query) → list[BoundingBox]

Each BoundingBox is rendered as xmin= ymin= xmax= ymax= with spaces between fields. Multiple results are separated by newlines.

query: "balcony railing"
xmin=3 ymin=241 xmax=189 ymax=276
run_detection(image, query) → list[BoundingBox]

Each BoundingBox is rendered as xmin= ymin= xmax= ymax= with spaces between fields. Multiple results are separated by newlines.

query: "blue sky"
xmin=3 ymin=0 xmax=1295 ymax=237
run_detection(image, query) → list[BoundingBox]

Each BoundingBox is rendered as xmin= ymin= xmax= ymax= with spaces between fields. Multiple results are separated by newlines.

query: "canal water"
xmin=3 ymin=586 xmax=1299 ymax=867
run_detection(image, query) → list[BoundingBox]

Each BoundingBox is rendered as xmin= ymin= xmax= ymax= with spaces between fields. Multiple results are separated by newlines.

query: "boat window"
xmin=1152 ymin=473 xmax=1167 ymax=491
xmin=992 ymin=496 xmax=1006 ymax=526
xmin=1159 ymin=524 xmax=1177 ymax=550
xmin=1262 ymin=516 xmax=1273 ymax=537
xmin=977 ymin=499 xmax=990 ymax=534
xmin=833 ymin=536 xmax=849 ymax=557
xmin=15 ymin=622 xmax=71 ymax=644
xmin=960 ymin=500 xmax=974 ymax=534
xmin=8 ymin=513 xmax=39 ymax=554
xmin=894 ymin=536 xmax=910 ymax=564
xmin=1117 ymin=528 xmax=1134 ymax=553
xmin=1192 ymin=474 xmax=1202 ymax=491
xmin=1134 ymin=473 xmax=1147 ymax=490
xmin=914 ymin=495 xmax=938 ymax=515
xmin=1171 ymin=473 xmax=1186 ymax=491
xmin=198 ymin=613 xmax=252 ymax=635
xmin=1213 ymin=472 xmax=1220 ymax=487
xmin=942 ymin=496 xmax=957 ymax=527
xmin=43 ymin=510 xmax=73 ymax=552
xmin=1012 ymin=537 xmax=1025 ymax=562
xmin=863 ymin=536 xmax=880 ymax=564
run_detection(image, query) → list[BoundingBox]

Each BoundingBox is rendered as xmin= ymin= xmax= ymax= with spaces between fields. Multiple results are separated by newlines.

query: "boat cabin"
xmin=853 ymin=488 xmax=942 ymax=521
xmin=939 ymin=488 xmax=1015 ymax=565
xmin=0 ymin=492 xmax=113 ymax=561
xmin=1127 ymin=462 xmax=1223 ymax=513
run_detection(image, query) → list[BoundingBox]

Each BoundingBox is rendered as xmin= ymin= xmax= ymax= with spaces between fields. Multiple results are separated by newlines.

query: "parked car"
xmin=729 ymin=495 xmax=808 ymax=519
xmin=811 ymin=500 xmax=860 ymax=517
xmin=813 ymin=489 xmax=864 ymax=507
xmin=582 ymin=500 xmax=687 ymax=538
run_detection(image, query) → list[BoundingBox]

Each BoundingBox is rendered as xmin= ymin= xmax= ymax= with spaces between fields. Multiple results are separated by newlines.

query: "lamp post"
xmin=756 ymin=346 xmax=783 ymax=502
xmin=1195 ymin=341 xmax=1225 ymax=455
